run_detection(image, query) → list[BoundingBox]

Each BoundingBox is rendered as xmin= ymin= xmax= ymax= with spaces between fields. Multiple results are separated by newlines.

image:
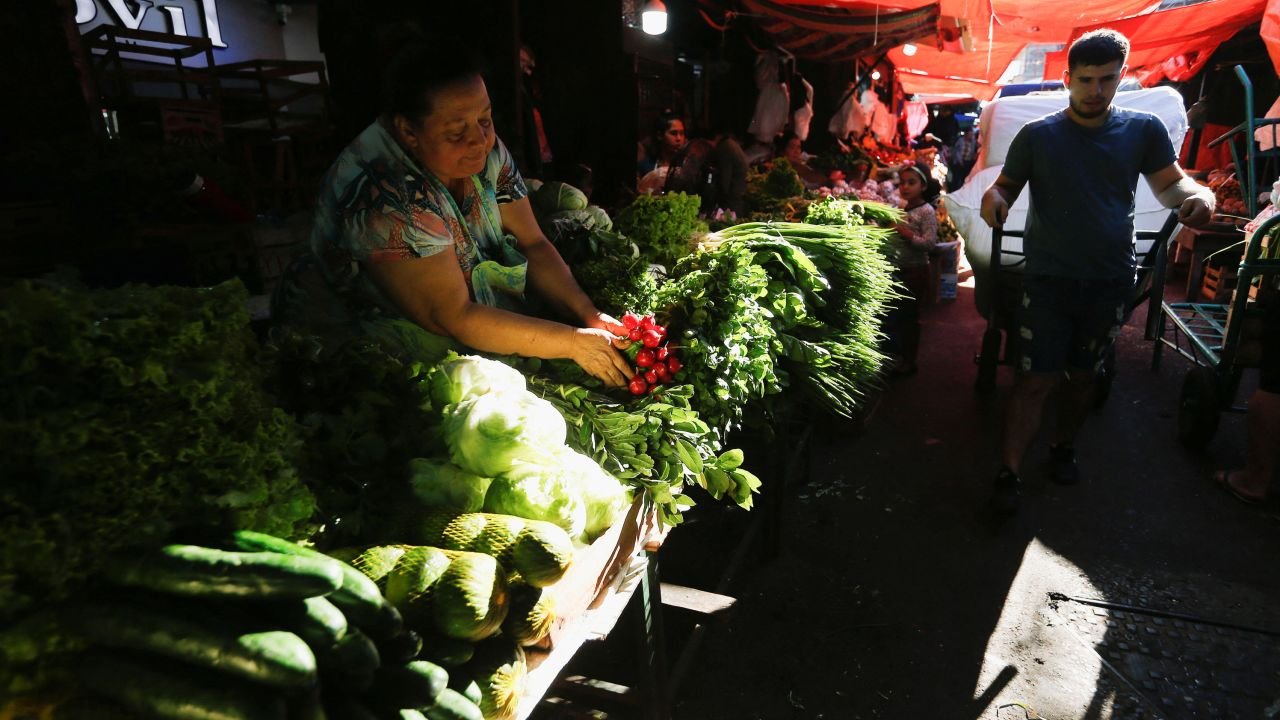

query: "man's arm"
xmin=980 ymin=173 xmax=1026 ymax=229
xmin=1146 ymin=163 xmax=1215 ymax=228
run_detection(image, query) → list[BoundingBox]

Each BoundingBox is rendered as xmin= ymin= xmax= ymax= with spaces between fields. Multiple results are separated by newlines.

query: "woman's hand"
xmin=584 ymin=311 xmax=628 ymax=341
xmin=894 ymin=222 xmax=914 ymax=241
xmin=569 ymin=327 xmax=634 ymax=387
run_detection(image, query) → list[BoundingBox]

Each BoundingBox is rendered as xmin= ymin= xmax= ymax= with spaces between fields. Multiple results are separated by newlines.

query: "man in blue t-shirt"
xmin=980 ymin=29 xmax=1216 ymax=515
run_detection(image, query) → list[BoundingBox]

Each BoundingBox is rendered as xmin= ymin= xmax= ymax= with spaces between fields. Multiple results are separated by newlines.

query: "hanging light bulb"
xmin=902 ymin=43 xmax=918 ymax=56
xmin=642 ymin=0 xmax=668 ymax=35
xmin=871 ymin=69 xmax=882 ymax=80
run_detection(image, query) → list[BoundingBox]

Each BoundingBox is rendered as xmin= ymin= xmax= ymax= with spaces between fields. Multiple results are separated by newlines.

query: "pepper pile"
xmin=621 ymin=312 xmax=684 ymax=395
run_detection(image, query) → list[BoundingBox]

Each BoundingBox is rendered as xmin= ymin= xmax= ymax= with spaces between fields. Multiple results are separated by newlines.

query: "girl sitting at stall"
xmin=886 ymin=163 xmax=939 ymax=375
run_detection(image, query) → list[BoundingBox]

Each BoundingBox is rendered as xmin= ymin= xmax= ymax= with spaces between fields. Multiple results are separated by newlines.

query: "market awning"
xmin=709 ymin=0 xmax=1269 ymax=99
xmin=1042 ymin=0 xmax=1270 ymax=84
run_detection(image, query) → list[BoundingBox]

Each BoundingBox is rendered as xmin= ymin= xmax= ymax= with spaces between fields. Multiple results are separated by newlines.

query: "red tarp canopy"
xmin=723 ymin=0 xmax=1270 ymax=99
xmin=1043 ymin=0 xmax=1270 ymax=84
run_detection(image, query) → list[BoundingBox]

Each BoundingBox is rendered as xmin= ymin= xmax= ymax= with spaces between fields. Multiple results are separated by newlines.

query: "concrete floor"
xmin=658 ymin=270 xmax=1280 ymax=719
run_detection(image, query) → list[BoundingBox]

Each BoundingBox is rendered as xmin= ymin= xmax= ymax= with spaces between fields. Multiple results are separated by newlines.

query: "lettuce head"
xmin=408 ymin=457 xmax=492 ymax=512
xmin=442 ymin=390 xmax=566 ymax=478
xmin=554 ymin=448 xmax=633 ymax=543
xmin=430 ymin=354 xmax=527 ymax=409
xmin=485 ymin=461 xmax=587 ymax=541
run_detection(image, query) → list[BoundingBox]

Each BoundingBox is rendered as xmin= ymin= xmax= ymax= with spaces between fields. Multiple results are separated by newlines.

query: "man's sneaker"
xmin=992 ymin=468 xmax=1021 ymax=515
xmin=1048 ymin=444 xmax=1080 ymax=485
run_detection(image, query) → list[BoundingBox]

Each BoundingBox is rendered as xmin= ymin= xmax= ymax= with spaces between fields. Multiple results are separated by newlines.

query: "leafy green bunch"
xmin=0 ymin=277 xmax=314 ymax=621
xmin=654 ymin=242 xmax=781 ymax=438
xmin=805 ymin=196 xmax=903 ymax=228
xmin=613 ymin=192 xmax=707 ymax=269
xmin=526 ymin=377 xmax=759 ymax=526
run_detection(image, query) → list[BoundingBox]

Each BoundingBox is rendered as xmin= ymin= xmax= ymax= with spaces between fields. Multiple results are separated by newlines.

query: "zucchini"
xmin=423 ymin=689 xmax=482 ymax=720
xmin=102 ymin=544 xmax=343 ymax=601
xmin=365 ymin=660 xmax=449 ymax=712
xmin=64 ymin=601 xmax=317 ymax=689
xmin=77 ymin=649 xmax=287 ymax=720
xmin=233 ymin=531 xmax=403 ymax=639
xmin=317 ymin=627 xmax=381 ymax=693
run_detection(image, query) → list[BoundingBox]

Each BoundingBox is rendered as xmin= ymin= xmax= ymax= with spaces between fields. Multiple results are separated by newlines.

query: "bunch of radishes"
xmin=620 ymin=312 xmax=683 ymax=396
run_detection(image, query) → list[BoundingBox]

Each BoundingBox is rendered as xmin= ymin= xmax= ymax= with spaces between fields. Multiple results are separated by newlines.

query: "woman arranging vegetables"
xmin=278 ymin=36 xmax=632 ymax=386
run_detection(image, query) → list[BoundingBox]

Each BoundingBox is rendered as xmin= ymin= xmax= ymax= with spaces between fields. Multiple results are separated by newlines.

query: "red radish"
xmin=654 ymin=364 xmax=670 ymax=382
xmin=628 ymin=376 xmax=648 ymax=395
xmin=667 ymin=356 xmax=683 ymax=373
xmin=639 ymin=315 xmax=655 ymax=330
xmin=644 ymin=369 xmax=658 ymax=385
xmin=655 ymin=346 xmax=670 ymax=361
xmin=641 ymin=329 xmax=662 ymax=348
xmin=635 ymin=349 xmax=656 ymax=368
xmin=628 ymin=327 xmax=643 ymax=341
xmin=654 ymin=324 xmax=667 ymax=339
xmin=622 ymin=312 xmax=642 ymax=330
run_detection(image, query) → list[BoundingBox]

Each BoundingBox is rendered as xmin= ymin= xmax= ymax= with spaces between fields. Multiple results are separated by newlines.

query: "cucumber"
xmin=320 ymin=689 xmax=380 ymax=720
xmin=365 ymin=660 xmax=449 ymax=712
xmin=233 ymin=531 xmax=403 ymax=639
xmin=377 ymin=630 xmax=423 ymax=665
xmin=419 ymin=636 xmax=473 ymax=668
xmin=264 ymin=596 xmax=348 ymax=652
xmin=64 ymin=601 xmax=317 ymax=689
xmin=423 ymin=689 xmax=482 ymax=720
xmin=77 ymin=649 xmax=287 ymax=720
xmin=102 ymin=544 xmax=343 ymax=601
xmin=454 ymin=680 xmax=482 ymax=707
xmin=317 ymin=627 xmax=381 ymax=693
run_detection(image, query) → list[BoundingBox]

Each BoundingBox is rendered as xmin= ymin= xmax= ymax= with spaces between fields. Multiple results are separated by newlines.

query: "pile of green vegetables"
xmin=0 ymin=276 xmax=316 ymax=624
xmin=613 ymin=191 xmax=706 ymax=270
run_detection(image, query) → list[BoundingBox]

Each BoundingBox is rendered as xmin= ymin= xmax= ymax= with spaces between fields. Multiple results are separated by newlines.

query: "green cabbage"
xmin=408 ymin=457 xmax=492 ymax=512
xmin=442 ymin=391 xmax=566 ymax=478
xmin=553 ymin=448 xmax=632 ymax=543
xmin=484 ymin=462 xmax=587 ymax=541
xmin=429 ymin=354 xmax=527 ymax=409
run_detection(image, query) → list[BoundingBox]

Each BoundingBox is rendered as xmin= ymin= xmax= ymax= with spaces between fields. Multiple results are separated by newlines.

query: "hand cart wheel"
xmin=1177 ymin=366 xmax=1220 ymax=450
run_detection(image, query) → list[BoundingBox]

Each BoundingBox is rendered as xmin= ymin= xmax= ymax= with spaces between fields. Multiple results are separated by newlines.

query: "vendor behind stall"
xmin=275 ymin=37 xmax=632 ymax=386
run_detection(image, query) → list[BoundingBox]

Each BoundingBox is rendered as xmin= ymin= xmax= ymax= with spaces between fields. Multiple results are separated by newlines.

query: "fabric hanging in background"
xmin=792 ymin=75 xmax=815 ymax=142
xmin=828 ymin=84 xmax=868 ymax=142
xmin=903 ymin=101 xmax=929 ymax=143
xmin=747 ymin=47 xmax=792 ymax=145
xmin=863 ymin=90 xmax=896 ymax=144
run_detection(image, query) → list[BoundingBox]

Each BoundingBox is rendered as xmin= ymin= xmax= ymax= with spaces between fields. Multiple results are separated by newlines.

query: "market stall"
xmin=0 ymin=174 xmax=901 ymax=718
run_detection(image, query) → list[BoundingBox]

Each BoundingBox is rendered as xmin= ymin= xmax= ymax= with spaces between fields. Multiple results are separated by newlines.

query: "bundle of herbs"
xmin=613 ymin=192 xmax=706 ymax=270
xmin=0 ymin=276 xmax=315 ymax=622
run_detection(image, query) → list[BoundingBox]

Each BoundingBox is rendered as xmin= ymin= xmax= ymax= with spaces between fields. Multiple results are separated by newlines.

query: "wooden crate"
xmin=537 ymin=495 xmax=660 ymax=650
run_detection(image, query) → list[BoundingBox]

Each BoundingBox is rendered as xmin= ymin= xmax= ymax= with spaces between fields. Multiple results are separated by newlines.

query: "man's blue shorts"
xmin=1017 ymin=274 xmax=1132 ymax=374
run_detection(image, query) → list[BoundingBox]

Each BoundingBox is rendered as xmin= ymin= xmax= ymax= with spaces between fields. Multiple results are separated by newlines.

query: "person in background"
xmin=278 ymin=36 xmax=632 ymax=386
xmin=638 ymin=110 xmax=688 ymax=195
xmin=980 ymin=29 xmax=1215 ymax=514
xmin=887 ymin=164 xmax=939 ymax=376
xmin=779 ymin=133 xmax=828 ymax=190
xmin=517 ymin=44 xmax=553 ymax=179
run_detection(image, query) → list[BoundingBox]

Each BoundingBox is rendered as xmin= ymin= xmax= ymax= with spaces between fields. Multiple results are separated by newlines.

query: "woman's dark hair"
xmin=1067 ymin=29 xmax=1129 ymax=70
xmin=380 ymin=36 xmax=486 ymax=121
xmin=652 ymin=110 xmax=685 ymax=141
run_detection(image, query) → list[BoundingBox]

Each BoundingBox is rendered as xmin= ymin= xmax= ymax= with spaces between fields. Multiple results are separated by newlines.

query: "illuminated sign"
xmin=75 ymin=0 xmax=227 ymax=48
